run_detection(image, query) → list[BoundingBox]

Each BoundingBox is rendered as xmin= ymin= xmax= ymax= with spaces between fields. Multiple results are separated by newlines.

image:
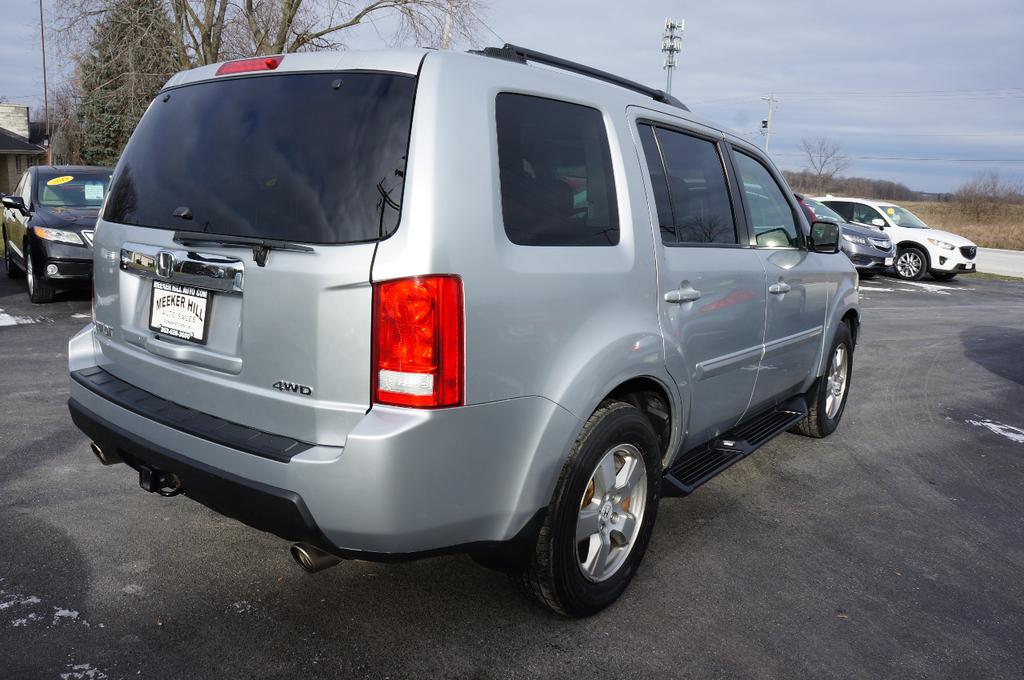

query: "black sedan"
xmin=2 ymin=165 xmax=112 ymax=303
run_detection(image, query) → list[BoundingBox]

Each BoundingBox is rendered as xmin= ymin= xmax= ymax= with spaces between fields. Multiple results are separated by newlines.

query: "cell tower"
xmin=662 ymin=18 xmax=684 ymax=95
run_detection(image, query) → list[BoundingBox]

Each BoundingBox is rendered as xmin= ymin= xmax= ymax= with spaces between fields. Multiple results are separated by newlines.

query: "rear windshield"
xmin=36 ymin=170 xmax=112 ymax=208
xmin=104 ymin=72 xmax=417 ymax=244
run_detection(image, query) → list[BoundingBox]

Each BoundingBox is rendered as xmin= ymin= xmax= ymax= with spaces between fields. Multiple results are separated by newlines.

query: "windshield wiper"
xmin=173 ymin=231 xmax=314 ymax=267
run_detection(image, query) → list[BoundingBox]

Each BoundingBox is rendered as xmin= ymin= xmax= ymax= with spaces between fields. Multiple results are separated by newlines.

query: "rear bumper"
xmin=67 ymin=352 xmax=579 ymax=558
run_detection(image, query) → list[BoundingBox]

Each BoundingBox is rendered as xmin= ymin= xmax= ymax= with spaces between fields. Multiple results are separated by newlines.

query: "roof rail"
xmin=469 ymin=43 xmax=690 ymax=112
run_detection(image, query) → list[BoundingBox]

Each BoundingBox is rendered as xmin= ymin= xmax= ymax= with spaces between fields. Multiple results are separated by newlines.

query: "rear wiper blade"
xmin=173 ymin=231 xmax=314 ymax=267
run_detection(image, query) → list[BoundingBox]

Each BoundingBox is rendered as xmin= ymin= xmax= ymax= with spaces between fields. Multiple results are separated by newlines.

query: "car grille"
xmin=960 ymin=245 xmax=976 ymax=259
xmin=81 ymin=230 xmax=94 ymax=246
xmin=869 ymin=237 xmax=892 ymax=251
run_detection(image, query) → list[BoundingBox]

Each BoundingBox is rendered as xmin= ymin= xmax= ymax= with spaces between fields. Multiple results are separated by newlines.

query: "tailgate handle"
xmin=121 ymin=243 xmax=245 ymax=294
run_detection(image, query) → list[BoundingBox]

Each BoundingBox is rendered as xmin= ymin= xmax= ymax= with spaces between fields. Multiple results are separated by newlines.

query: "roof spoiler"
xmin=469 ymin=43 xmax=690 ymax=112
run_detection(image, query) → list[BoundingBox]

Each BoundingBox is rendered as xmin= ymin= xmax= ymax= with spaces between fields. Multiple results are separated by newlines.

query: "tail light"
xmin=372 ymin=275 xmax=463 ymax=408
xmin=216 ymin=56 xmax=283 ymax=76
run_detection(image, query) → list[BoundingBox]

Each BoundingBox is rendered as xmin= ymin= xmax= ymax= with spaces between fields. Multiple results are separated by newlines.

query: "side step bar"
xmin=662 ymin=396 xmax=808 ymax=497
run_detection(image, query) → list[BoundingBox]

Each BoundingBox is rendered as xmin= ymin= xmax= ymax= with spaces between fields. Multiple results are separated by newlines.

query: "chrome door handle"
xmin=664 ymin=286 xmax=702 ymax=303
xmin=768 ymin=281 xmax=791 ymax=295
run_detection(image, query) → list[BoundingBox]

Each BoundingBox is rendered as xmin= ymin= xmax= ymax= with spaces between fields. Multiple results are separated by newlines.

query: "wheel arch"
xmin=896 ymin=240 xmax=931 ymax=267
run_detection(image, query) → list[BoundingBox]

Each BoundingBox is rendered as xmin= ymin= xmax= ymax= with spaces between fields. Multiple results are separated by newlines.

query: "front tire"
xmin=522 ymin=400 xmax=660 ymax=617
xmin=930 ymin=272 xmax=957 ymax=281
xmin=25 ymin=242 xmax=55 ymax=304
xmin=792 ymin=322 xmax=853 ymax=439
xmin=894 ymin=246 xmax=927 ymax=281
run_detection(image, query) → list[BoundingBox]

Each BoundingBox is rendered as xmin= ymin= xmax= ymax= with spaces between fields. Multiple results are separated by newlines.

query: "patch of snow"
xmin=52 ymin=607 xmax=81 ymax=625
xmin=71 ymin=313 xmax=91 ymax=319
xmin=0 ymin=308 xmax=39 ymax=326
xmin=230 ymin=600 xmax=253 ymax=614
xmin=0 ymin=595 xmax=41 ymax=610
xmin=60 ymin=662 xmax=109 ymax=680
xmin=966 ymin=418 xmax=1024 ymax=444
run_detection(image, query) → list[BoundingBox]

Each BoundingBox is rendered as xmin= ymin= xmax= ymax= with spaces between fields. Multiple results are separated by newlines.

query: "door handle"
xmin=768 ymin=281 xmax=791 ymax=295
xmin=664 ymin=285 xmax=702 ymax=303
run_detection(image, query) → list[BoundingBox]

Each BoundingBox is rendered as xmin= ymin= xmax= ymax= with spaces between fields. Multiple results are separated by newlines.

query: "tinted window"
xmin=637 ymin=124 xmax=674 ymax=242
xmin=105 ymin=72 xmax=416 ymax=244
xmin=733 ymin=152 xmax=800 ymax=248
xmin=36 ymin=170 xmax=112 ymax=208
xmin=644 ymin=126 xmax=736 ymax=244
xmin=496 ymin=94 xmax=618 ymax=246
xmin=823 ymin=201 xmax=854 ymax=221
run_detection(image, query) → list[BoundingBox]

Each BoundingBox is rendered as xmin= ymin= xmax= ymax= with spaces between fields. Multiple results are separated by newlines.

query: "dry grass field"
xmin=902 ymin=201 xmax=1024 ymax=251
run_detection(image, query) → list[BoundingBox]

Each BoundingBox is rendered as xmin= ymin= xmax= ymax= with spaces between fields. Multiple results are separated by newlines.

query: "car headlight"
xmin=927 ymin=238 xmax=955 ymax=251
xmin=33 ymin=226 xmax=84 ymax=245
xmin=842 ymin=233 xmax=868 ymax=245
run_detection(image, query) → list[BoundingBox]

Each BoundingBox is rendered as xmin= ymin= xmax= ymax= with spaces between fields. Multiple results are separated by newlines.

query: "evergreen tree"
xmin=78 ymin=0 xmax=176 ymax=166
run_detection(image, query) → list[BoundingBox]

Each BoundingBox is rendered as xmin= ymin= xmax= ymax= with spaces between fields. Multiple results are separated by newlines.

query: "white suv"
xmin=817 ymin=197 xmax=978 ymax=281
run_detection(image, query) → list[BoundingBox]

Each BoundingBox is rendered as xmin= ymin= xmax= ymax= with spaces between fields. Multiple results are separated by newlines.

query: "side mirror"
xmin=1 ymin=195 xmax=28 ymax=214
xmin=871 ymin=218 xmax=886 ymax=228
xmin=809 ymin=220 xmax=840 ymax=254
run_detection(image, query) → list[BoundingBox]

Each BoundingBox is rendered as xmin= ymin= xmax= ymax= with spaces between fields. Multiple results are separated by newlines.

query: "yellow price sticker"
xmin=886 ymin=207 xmax=895 ymax=215
xmin=47 ymin=175 xmax=74 ymax=186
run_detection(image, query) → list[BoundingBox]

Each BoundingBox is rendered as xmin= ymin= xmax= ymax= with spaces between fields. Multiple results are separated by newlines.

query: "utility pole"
xmin=441 ymin=0 xmax=453 ymax=49
xmin=38 ymin=0 xmax=51 ymax=164
xmin=661 ymin=18 xmax=683 ymax=95
xmin=760 ymin=94 xmax=778 ymax=153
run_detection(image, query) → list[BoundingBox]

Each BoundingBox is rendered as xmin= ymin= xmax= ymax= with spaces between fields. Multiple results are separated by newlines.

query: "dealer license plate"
xmin=885 ymin=257 xmax=894 ymax=266
xmin=965 ymin=262 xmax=974 ymax=270
xmin=149 ymin=280 xmax=213 ymax=344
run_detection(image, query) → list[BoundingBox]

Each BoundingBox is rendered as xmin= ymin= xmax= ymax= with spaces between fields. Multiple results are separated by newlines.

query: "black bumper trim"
xmin=71 ymin=367 xmax=312 ymax=463
xmin=67 ymin=397 xmax=545 ymax=566
xmin=69 ymin=397 xmax=329 ymax=546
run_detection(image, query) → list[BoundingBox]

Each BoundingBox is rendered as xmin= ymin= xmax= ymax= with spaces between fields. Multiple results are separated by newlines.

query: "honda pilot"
xmin=68 ymin=45 xmax=860 ymax=616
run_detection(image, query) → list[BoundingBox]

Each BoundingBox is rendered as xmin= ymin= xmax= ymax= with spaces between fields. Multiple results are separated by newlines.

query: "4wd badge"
xmin=272 ymin=380 xmax=313 ymax=396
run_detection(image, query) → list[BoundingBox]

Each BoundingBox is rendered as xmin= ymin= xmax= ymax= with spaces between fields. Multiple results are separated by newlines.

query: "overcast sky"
xmin=3 ymin=0 xmax=1022 ymax=192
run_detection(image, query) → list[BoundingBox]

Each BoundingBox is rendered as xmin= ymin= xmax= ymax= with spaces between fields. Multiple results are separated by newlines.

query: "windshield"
xmin=802 ymin=197 xmax=845 ymax=223
xmin=104 ymin=71 xmax=417 ymax=244
xmin=36 ymin=170 xmax=112 ymax=208
xmin=879 ymin=204 xmax=929 ymax=229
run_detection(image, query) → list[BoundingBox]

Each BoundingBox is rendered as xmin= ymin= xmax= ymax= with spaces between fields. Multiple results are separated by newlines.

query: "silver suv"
xmin=68 ymin=45 xmax=860 ymax=616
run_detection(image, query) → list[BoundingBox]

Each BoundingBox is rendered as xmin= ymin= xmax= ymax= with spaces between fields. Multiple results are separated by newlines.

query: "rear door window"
xmin=496 ymin=94 xmax=619 ymax=246
xmin=104 ymin=72 xmax=417 ymax=244
xmin=823 ymin=201 xmax=854 ymax=222
xmin=638 ymin=123 xmax=737 ymax=245
xmin=733 ymin=151 xmax=801 ymax=248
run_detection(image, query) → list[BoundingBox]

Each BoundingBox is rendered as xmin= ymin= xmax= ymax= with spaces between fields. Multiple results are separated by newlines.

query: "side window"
xmin=496 ymin=93 xmax=619 ymax=246
xmin=825 ymin=201 xmax=854 ymax=222
xmin=733 ymin=151 xmax=800 ymax=248
xmin=637 ymin=124 xmax=675 ymax=242
xmin=851 ymin=203 xmax=884 ymax=226
xmin=13 ymin=172 xmax=28 ymax=200
xmin=641 ymin=126 xmax=737 ymax=245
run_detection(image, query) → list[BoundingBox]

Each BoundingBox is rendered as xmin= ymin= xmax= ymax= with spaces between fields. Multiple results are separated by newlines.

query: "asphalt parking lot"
xmin=2 ymin=273 xmax=1023 ymax=680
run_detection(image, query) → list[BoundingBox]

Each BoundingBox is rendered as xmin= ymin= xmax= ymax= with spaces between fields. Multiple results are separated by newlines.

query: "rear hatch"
xmin=90 ymin=61 xmax=419 ymax=446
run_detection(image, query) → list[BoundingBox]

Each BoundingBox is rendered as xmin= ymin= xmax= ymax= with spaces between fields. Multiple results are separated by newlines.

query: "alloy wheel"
xmin=825 ymin=343 xmax=849 ymax=419
xmin=575 ymin=443 xmax=647 ymax=583
xmin=895 ymin=251 xmax=922 ymax=279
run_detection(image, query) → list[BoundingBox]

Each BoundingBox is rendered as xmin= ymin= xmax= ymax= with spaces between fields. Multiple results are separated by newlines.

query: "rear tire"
xmin=25 ymin=242 xmax=55 ymax=304
xmin=930 ymin=272 xmax=957 ymax=281
xmin=3 ymin=229 xmax=22 ymax=279
xmin=792 ymin=322 xmax=853 ymax=439
xmin=521 ymin=400 xmax=660 ymax=617
xmin=894 ymin=246 xmax=927 ymax=281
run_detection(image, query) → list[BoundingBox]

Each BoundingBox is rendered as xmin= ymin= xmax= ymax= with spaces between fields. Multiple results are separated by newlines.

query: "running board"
xmin=662 ymin=396 xmax=808 ymax=497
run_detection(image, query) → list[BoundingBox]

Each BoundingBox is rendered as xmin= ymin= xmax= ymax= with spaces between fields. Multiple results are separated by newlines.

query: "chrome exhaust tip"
xmin=90 ymin=442 xmax=122 ymax=466
xmin=290 ymin=543 xmax=341 ymax=573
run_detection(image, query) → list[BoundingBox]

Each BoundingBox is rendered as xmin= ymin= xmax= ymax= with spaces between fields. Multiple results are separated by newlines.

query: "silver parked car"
xmin=68 ymin=45 xmax=860 ymax=616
